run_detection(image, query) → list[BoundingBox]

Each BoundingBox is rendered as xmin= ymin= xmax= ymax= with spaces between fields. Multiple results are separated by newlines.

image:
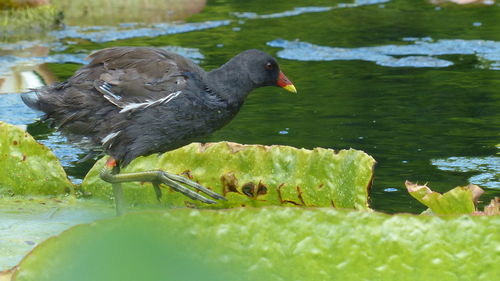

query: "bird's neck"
xmin=206 ymin=61 xmax=255 ymax=104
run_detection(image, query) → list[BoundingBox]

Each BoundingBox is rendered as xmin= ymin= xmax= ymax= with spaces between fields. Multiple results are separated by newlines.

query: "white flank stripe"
xmin=119 ymin=91 xmax=181 ymax=113
xmin=102 ymin=131 xmax=121 ymax=145
xmin=119 ymin=102 xmax=149 ymax=113
xmin=102 ymin=95 xmax=121 ymax=107
xmin=99 ymin=84 xmax=122 ymax=100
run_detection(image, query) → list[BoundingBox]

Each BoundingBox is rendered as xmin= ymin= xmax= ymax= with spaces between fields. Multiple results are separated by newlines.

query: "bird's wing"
xmin=70 ymin=47 xmax=201 ymax=109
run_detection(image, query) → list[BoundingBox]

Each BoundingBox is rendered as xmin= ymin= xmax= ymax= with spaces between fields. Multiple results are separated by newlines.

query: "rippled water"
xmin=268 ymin=38 xmax=500 ymax=68
xmin=1 ymin=0 xmax=499 ymax=213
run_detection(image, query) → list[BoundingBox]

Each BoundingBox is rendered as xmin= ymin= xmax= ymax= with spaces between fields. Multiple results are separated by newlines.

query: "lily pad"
xmin=0 ymin=121 xmax=73 ymax=196
xmin=406 ymin=181 xmax=484 ymax=215
xmin=0 ymin=196 xmax=113 ymax=271
xmin=82 ymin=142 xmax=375 ymax=209
xmin=6 ymin=208 xmax=500 ymax=281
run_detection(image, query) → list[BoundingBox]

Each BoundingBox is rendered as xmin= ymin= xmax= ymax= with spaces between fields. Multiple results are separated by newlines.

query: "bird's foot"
xmin=99 ymin=158 xmax=226 ymax=214
xmin=159 ymin=171 xmax=226 ymax=203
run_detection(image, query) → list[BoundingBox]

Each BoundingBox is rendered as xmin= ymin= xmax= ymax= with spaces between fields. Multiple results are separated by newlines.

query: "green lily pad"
xmin=82 ymin=142 xmax=375 ymax=209
xmin=7 ymin=208 xmax=500 ymax=281
xmin=0 ymin=121 xmax=73 ymax=196
xmin=406 ymin=181 xmax=484 ymax=215
xmin=0 ymin=196 xmax=113 ymax=271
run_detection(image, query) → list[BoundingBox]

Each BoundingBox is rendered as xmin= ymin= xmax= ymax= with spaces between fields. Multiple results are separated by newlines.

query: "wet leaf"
xmin=0 ymin=267 xmax=15 ymax=281
xmin=405 ymin=181 xmax=484 ymax=214
xmin=8 ymin=208 xmax=500 ymax=281
xmin=82 ymin=142 xmax=375 ymax=209
xmin=0 ymin=121 xmax=73 ymax=196
xmin=0 ymin=196 xmax=113 ymax=271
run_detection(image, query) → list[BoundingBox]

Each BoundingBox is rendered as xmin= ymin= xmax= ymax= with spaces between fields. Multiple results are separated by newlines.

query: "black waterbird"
xmin=22 ymin=47 xmax=297 ymax=214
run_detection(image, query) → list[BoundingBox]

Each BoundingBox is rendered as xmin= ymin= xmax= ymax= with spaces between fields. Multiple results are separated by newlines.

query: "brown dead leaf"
xmin=469 ymin=184 xmax=484 ymax=205
xmin=483 ymin=197 xmax=500 ymax=216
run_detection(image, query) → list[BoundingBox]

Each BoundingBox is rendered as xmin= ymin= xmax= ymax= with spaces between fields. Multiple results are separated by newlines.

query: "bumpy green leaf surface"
xmin=0 ymin=197 xmax=113 ymax=271
xmin=82 ymin=142 xmax=375 ymax=209
xmin=0 ymin=122 xmax=73 ymax=195
xmin=406 ymin=181 xmax=482 ymax=214
xmin=9 ymin=208 xmax=500 ymax=281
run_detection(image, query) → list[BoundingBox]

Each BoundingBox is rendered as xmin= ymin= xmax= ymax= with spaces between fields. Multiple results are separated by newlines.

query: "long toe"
xmin=159 ymin=174 xmax=217 ymax=204
xmin=162 ymin=172 xmax=227 ymax=201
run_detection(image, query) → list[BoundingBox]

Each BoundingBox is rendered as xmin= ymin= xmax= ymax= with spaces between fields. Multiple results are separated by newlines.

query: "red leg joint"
xmin=105 ymin=157 xmax=117 ymax=168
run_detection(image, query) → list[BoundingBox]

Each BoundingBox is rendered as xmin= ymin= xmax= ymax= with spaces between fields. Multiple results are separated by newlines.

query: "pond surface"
xmin=1 ymin=0 xmax=499 ymax=213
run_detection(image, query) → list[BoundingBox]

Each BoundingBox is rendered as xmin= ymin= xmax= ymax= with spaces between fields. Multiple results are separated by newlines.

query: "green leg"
xmin=152 ymin=182 xmax=162 ymax=202
xmin=110 ymin=164 xmax=126 ymax=215
xmin=99 ymin=157 xmax=226 ymax=214
xmin=112 ymin=182 xmax=126 ymax=215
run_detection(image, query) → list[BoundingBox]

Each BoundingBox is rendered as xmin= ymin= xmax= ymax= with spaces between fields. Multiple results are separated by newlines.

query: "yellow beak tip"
xmin=283 ymin=84 xmax=297 ymax=94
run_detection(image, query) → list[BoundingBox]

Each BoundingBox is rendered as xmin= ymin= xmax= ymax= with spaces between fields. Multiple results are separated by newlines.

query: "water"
xmin=1 ymin=0 xmax=499 ymax=213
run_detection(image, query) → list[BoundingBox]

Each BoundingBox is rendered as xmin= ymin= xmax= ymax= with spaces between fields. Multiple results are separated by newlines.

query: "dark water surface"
xmin=1 ymin=0 xmax=499 ymax=213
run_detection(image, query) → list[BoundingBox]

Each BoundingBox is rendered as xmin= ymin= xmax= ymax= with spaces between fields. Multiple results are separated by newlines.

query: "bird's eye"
xmin=265 ymin=62 xmax=273 ymax=70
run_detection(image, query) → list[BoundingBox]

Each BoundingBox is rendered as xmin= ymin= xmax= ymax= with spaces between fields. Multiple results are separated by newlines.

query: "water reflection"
xmin=268 ymin=38 xmax=500 ymax=70
xmin=429 ymin=0 xmax=495 ymax=5
xmin=232 ymin=0 xmax=390 ymax=19
xmin=432 ymin=156 xmax=500 ymax=189
xmin=0 ymin=64 xmax=56 ymax=95
xmin=0 ymin=46 xmax=55 ymax=94
xmin=54 ymin=0 xmax=207 ymax=26
xmin=49 ymin=20 xmax=231 ymax=43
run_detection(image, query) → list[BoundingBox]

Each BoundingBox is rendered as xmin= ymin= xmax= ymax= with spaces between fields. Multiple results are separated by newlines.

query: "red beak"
xmin=277 ymin=71 xmax=297 ymax=93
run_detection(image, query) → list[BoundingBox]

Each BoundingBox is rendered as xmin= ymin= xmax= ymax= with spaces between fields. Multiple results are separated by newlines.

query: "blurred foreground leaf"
xmin=0 ymin=121 xmax=73 ymax=195
xmin=0 ymin=197 xmax=113 ymax=271
xmin=82 ymin=142 xmax=375 ymax=209
xmin=5 ymin=207 xmax=500 ymax=281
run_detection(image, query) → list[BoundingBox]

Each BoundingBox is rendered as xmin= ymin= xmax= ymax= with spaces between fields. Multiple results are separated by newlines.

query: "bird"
xmin=22 ymin=47 xmax=296 ymax=214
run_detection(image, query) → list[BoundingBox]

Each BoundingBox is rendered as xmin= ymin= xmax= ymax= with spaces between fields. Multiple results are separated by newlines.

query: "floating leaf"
xmin=406 ymin=181 xmax=483 ymax=214
xmin=0 ymin=267 xmax=15 ymax=281
xmin=82 ymin=142 xmax=375 ymax=210
xmin=0 ymin=196 xmax=113 ymax=271
xmin=6 ymin=208 xmax=500 ymax=281
xmin=0 ymin=121 xmax=73 ymax=196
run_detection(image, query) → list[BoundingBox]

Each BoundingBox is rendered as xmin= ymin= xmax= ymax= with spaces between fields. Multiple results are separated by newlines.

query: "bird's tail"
xmin=21 ymin=84 xmax=64 ymax=115
xmin=20 ymin=90 xmax=44 ymax=112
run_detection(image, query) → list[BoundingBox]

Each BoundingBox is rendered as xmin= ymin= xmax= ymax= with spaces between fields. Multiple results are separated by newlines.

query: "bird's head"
xmin=234 ymin=49 xmax=297 ymax=94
